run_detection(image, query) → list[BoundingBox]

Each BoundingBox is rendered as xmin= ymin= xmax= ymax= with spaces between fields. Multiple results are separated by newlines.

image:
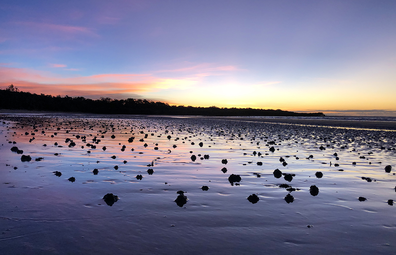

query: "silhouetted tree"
xmin=0 ymin=85 xmax=325 ymax=116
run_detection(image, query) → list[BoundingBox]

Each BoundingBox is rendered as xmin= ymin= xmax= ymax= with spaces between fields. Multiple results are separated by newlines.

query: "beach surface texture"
xmin=1 ymin=113 xmax=395 ymax=254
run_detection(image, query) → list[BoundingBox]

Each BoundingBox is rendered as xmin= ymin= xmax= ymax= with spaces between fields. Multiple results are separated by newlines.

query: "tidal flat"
xmin=1 ymin=114 xmax=396 ymax=254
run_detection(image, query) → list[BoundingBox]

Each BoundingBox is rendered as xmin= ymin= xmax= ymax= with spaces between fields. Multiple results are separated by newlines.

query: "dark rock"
xmin=199 ymin=142 xmax=203 ymax=147
xmin=284 ymin=174 xmax=293 ymax=182
xmin=93 ymin=169 xmax=99 ymax=175
xmin=269 ymin=147 xmax=275 ymax=152
xmin=103 ymin=193 xmax=118 ymax=206
xmin=273 ymin=169 xmax=282 ymax=178
xmin=315 ymin=172 xmax=323 ymax=178
xmin=175 ymin=191 xmax=187 ymax=207
xmin=21 ymin=155 xmax=31 ymax=162
xmin=247 ymin=194 xmax=259 ymax=204
xmin=136 ymin=175 xmax=143 ymax=180
xmin=228 ymin=174 xmax=241 ymax=185
xmin=114 ymin=165 xmax=118 ymax=170
xmin=35 ymin=157 xmax=44 ymax=162
xmin=279 ymin=184 xmax=290 ymax=188
xmin=282 ymin=161 xmax=288 ymax=167
xmin=361 ymin=177 xmax=372 ymax=182
xmin=385 ymin=165 xmax=392 ymax=173
xmin=53 ymin=171 xmax=62 ymax=177
xmin=257 ymin=161 xmax=263 ymax=166
xmin=204 ymin=154 xmax=210 ymax=159
xmin=147 ymin=168 xmax=154 ymax=175
xmin=111 ymin=155 xmax=116 ymax=159
xmin=201 ymin=186 xmax=209 ymax=191
xmin=222 ymin=159 xmax=228 ymax=164
xmin=358 ymin=197 xmax=366 ymax=202
xmin=68 ymin=177 xmax=75 ymax=182
xmin=388 ymin=199 xmax=394 ymax=206
xmin=102 ymin=146 xmax=107 ymax=151
xmin=221 ymin=167 xmax=227 ymax=173
xmin=284 ymin=194 xmax=294 ymax=203
xmin=191 ymin=155 xmax=197 ymax=161
xmin=310 ymin=185 xmax=319 ymax=196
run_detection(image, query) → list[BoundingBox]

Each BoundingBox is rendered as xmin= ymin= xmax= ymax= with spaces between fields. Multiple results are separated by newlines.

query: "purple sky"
xmin=1 ymin=0 xmax=396 ymax=115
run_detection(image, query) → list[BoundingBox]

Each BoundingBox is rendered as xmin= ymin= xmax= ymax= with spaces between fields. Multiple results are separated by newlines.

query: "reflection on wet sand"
xmin=0 ymin=114 xmax=396 ymax=254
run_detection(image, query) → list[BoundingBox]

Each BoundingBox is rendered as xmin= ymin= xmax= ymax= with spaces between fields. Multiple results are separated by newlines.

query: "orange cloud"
xmin=0 ymin=65 xmax=199 ymax=99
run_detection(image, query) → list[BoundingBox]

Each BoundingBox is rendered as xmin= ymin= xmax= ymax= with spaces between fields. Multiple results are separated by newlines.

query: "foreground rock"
xmin=247 ymin=194 xmax=259 ymax=204
xmin=175 ymin=191 xmax=188 ymax=207
xmin=228 ymin=174 xmax=241 ymax=186
xmin=103 ymin=193 xmax=119 ymax=206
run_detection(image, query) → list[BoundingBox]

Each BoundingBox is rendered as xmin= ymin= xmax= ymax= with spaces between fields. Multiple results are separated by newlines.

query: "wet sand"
xmin=213 ymin=116 xmax=396 ymax=131
xmin=1 ymin=114 xmax=396 ymax=254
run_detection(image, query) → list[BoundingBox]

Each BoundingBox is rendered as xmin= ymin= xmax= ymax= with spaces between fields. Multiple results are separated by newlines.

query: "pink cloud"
xmin=0 ymin=65 xmax=195 ymax=99
xmin=50 ymin=64 xmax=67 ymax=68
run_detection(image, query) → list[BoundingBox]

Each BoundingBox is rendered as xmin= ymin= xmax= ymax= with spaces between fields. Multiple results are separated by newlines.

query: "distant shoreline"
xmin=0 ymin=88 xmax=324 ymax=117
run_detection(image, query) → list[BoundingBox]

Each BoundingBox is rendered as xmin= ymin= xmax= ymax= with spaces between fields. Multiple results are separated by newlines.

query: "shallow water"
xmin=1 ymin=114 xmax=396 ymax=254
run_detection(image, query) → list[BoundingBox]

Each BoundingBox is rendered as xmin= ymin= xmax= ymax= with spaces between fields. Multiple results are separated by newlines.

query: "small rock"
xmin=358 ymin=197 xmax=366 ymax=202
xmin=68 ymin=177 xmax=75 ymax=182
xmin=53 ymin=171 xmax=62 ymax=177
xmin=21 ymin=155 xmax=31 ymax=162
xmin=315 ymin=172 xmax=323 ymax=178
xmin=284 ymin=194 xmax=294 ymax=203
xmin=103 ymin=193 xmax=118 ymax=206
xmin=228 ymin=174 xmax=241 ymax=185
xmin=284 ymin=174 xmax=293 ymax=182
xmin=247 ymin=194 xmax=259 ymax=204
xmin=201 ymin=186 xmax=209 ymax=191
xmin=273 ymin=169 xmax=282 ymax=178
xmin=175 ymin=191 xmax=187 ymax=207
xmin=310 ymin=185 xmax=319 ymax=196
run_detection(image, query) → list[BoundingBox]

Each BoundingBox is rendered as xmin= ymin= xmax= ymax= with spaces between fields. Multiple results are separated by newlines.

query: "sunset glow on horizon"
xmin=1 ymin=0 xmax=396 ymax=116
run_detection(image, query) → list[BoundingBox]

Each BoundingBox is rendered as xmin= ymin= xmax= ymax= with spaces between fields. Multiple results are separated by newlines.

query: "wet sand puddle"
xmin=0 ymin=115 xmax=396 ymax=254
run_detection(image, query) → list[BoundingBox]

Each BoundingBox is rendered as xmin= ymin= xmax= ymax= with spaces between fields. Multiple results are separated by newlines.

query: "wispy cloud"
xmin=156 ymin=63 xmax=244 ymax=74
xmin=13 ymin=21 xmax=98 ymax=38
xmin=50 ymin=64 xmax=67 ymax=68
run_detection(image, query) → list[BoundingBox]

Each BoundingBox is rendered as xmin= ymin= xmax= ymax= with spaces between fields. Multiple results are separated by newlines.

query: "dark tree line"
xmin=0 ymin=85 xmax=325 ymax=116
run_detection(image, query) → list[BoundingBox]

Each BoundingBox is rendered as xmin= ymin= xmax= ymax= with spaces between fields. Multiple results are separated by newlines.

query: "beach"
xmin=1 ymin=113 xmax=395 ymax=254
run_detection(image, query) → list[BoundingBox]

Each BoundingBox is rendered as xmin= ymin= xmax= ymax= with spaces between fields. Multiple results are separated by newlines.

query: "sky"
xmin=1 ymin=0 xmax=396 ymax=116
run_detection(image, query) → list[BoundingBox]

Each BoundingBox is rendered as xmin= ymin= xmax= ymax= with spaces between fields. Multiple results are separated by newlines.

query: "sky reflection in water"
xmin=1 ymin=115 xmax=396 ymax=254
